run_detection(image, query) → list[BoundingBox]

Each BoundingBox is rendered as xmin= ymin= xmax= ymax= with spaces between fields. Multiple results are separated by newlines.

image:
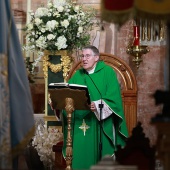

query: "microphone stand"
xmin=85 ymin=71 xmax=104 ymax=161
xmin=99 ymin=100 xmax=103 ymax=161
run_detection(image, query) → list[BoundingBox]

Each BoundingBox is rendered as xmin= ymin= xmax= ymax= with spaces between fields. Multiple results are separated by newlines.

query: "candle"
xmin=134 ymin=26 xmax=140 ymax=38
xmin=26 ymin=0 xmax=31 ymax=24
xmin=133 ymin=26 xmax=140 ymax=46
xmin=26 ymin=0 xmax=31 ymax=58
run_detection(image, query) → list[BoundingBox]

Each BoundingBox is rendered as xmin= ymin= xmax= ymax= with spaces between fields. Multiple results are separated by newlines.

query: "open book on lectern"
xmin=48 ymin=82 xmax=91 ymax=105
xmin=49 ymin=82 xmax=86 ymax=88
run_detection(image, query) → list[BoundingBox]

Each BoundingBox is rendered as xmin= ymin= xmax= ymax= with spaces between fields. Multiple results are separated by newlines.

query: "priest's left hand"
xmin=90 ymin=102 xmax=97 ymax=112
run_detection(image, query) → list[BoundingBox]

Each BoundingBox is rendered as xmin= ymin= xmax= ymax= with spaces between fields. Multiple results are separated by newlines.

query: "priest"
xmin=62 ymin=45 xmax=128 ymax=169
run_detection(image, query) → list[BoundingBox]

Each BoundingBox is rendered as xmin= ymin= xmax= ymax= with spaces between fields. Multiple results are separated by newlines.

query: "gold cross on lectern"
xmin=79 ymin=119 xmax=90 ymax=136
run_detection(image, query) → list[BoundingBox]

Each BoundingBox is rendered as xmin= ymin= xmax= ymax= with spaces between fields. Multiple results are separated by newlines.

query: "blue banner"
xmin=0 ymin=0 xmax=35 ymax=169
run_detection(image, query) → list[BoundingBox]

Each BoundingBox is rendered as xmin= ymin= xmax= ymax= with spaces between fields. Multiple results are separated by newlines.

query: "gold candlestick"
xmin=65 ymin=98 xmax=74 ymax=170
xmin=126 ymin=45 xmax=150 ymax=68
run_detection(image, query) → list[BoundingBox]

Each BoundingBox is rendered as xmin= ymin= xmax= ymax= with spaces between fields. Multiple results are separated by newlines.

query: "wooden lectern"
xmin=48 ymin=85 xmax=90 ymax=170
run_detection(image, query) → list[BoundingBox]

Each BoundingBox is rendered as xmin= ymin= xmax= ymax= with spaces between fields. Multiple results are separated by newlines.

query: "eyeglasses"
xmin=80 ymin=54 xmax=94 ymax=59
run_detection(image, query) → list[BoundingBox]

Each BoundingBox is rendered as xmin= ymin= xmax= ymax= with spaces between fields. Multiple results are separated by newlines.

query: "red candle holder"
xmin=133 ymin=26 xmax=140 ymax=46
xmin=133 ymin=38 xmax=140 ymax=46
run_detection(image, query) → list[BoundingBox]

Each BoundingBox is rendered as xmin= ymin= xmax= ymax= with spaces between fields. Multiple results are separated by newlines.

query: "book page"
xmin=69 ymin=84 xmax=87 ymax=88
xmin=49 ymin=82 xmax=87 ymax=88
xmin=49 ymin=82 xmax=68 ymax=86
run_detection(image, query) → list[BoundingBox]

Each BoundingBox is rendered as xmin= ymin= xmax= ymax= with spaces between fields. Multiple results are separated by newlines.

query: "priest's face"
xmin=81 ymin=49 xmax=99 ymax=71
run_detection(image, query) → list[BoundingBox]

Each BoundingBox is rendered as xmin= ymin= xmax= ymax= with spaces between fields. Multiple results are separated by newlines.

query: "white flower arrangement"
xmin=32 ymin=124 xmax=63 ymax=167
xmin=24 ymin=0 xmax=96 ymax=53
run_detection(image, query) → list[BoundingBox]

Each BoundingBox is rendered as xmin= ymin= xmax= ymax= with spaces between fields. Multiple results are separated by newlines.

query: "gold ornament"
xmin=43 ymin=50 xmax=72 ymax=82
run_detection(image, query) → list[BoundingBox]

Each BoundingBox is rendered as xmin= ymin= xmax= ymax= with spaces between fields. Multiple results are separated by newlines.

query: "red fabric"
xmin=104 ymin=0 xmax=134 ymax=10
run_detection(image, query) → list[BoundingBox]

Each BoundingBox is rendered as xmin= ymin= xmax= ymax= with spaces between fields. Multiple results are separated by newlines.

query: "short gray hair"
xmin=82 ymin=45 xmax=100 ymax=56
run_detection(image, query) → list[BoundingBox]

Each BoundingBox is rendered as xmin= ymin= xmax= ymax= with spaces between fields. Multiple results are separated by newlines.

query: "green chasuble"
xmin=62 ymin=61 xmax=128 ymax=170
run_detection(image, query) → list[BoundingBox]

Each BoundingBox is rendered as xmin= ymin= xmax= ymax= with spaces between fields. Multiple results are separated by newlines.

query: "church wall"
xmin=11 ymin=0 xmax=167 ymax=146
xmin=115 ymin=21 xmax=166 ymax=145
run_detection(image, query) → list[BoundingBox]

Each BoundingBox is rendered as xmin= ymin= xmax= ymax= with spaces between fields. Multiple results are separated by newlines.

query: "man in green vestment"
xmin=62 ymin=45 xmax=128 ymax=170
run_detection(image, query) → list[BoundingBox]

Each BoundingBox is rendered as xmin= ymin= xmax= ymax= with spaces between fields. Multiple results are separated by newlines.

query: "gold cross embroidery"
xmin=79 ymin=119 xmax=90 ymax=136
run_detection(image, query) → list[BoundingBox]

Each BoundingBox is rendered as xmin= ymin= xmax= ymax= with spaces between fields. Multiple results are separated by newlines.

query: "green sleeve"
xmin=102 ymin=67 xmax=128 ymax=147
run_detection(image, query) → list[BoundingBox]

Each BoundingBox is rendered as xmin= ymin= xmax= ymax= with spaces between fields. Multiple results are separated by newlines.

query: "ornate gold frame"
xmin=42 ymin=50 xmax=72 ymax=81
xmin=42 ymin=50 xmax=72 ymax=117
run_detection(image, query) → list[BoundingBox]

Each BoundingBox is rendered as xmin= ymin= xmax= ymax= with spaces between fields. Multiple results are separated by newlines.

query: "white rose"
xmin=47 ymin=34 xmax=55 ymax=40
xmin=78 ymin=26 xmax=83 ymax=33
xmin=39 ymin=36 xmax=46 ymax=41
xmin=53 ymin=12 xmax=60 ymax=17
xmin=47 ymin=2 xmax=52 ymax=8
xmin=55 ymin=35 xmax=67 ymax=50
xmin=41 ymin=28 xmax=46 ymax=33
xmin=36 ymin=36 xmax=47 ymax=49
xmin=61 ymin=19 xmax=69 ymax=28
xmin=48 ymin=13 xmax=52 ymax=17
xmin=77 ymin=33 xmax=80 ymax=37
xmin=57 ymin=6 xmax=64 ymax=12
xmin=35 ymin=7 xmax=48 ymax=18
xmin=53 ymin=0 xmax=66 ymax=7
xmin=46 ymin=20 xmax=58 ymax=31
xmin=74 ymin=5 xmax=79 ymax=12
xmin=27 ymin=23 xmax=33 ymax=30
xmin=35 ymin=18 xmax=42 ymax=26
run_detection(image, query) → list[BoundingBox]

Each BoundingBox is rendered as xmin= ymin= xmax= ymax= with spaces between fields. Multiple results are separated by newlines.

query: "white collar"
xmin=87 ymin=64 xmax=96 ymax=74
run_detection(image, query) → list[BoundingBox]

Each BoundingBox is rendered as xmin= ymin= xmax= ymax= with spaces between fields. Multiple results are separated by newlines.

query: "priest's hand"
xmin=90 ymin=102 xmax=97 ymax=112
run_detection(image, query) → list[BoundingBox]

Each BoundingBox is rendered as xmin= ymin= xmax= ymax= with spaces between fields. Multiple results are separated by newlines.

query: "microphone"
xmin=84 ymin=69 xmax=103 ymax=160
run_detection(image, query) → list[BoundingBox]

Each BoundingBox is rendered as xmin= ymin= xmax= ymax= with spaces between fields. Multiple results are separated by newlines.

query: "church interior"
xmin=6 ymin=0 xmax=170 ymax=169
